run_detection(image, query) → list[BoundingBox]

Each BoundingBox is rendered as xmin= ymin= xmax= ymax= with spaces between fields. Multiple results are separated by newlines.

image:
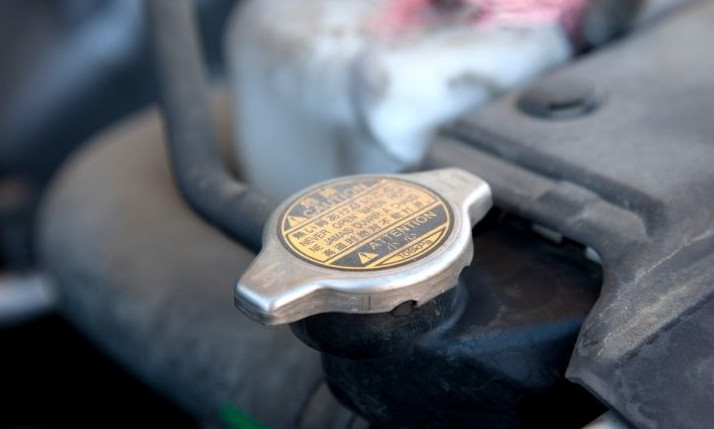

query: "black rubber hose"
xmin=146 ymin=0 xmax=275 ymax=252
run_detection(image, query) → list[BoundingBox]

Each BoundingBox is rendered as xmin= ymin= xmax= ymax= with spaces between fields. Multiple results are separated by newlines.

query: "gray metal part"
xmin=37 ymin=102 xmax=353 ymax=428
xmin=583 ymin=412 xmax=634 ymax=429
xmin=0 ymin=273 xmax=55 ymax=327
xmin=428 ymin=1 xmax=714 ymax=427
xmin=237 ymin=168 xmax=491 ymax=325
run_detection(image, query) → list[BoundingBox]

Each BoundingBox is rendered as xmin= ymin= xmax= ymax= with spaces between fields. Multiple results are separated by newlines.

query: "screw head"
xmin=518 ymin=77 xmax=602 ymax=120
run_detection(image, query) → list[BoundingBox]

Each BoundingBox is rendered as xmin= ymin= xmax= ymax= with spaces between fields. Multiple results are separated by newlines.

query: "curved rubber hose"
xmin=146 ymin=0 xmax=274 ymax=252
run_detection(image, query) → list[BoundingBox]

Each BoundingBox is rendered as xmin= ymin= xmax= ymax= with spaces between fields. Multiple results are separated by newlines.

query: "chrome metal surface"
xmin=235 ymin=168 xmax=492 ymax=325
xmin=0 ymin=273 xmax=55 ymax=326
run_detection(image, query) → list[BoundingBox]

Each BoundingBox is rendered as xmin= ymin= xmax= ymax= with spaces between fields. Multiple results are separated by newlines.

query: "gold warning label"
xmin=278 ymin=177 xmax=453 ymax=271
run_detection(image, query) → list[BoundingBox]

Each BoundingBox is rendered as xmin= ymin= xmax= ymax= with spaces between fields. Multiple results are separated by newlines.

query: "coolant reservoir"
xmin=225 ymin=0 xmax=650 ymax=200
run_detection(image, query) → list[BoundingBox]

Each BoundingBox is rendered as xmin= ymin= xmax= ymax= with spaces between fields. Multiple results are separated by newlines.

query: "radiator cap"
xmin=235 ymin=168 xmax=492 ymax=325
